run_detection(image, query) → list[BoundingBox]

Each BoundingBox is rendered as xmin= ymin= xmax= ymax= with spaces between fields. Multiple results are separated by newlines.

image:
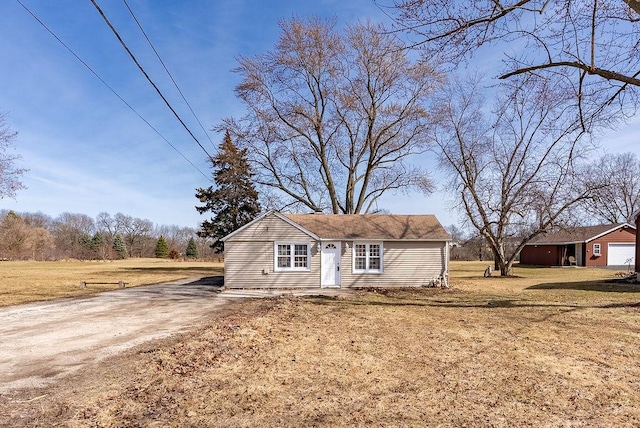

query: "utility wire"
xmin=122 ymin=0 xmax=216 ymax=150
xmin=15 ymin=0 xmax=209 ymax=180
xmin=89 ymin=0 xmax=214 ymax=161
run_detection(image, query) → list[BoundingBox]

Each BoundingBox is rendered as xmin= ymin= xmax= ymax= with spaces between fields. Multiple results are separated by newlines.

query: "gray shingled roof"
xmin=284 ymin=214 xmax=451 ymax=241
xmin=526 ymin=223 xmax=634 ymax=245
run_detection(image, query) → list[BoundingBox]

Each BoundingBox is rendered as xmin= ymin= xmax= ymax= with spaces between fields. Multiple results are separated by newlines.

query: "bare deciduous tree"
xmin=0 ymin=113 xmax=27 ymax=199
xmin=155 ymin=224 xmax=197 ymax=256
xmin=52 ymin=212 xmax=96 ymax=259
xmin=96 ymin=212 xmax=118 ymax=245
xmin=580 ymin=152 xmax=640 ymax=223
xmin=385 ymin=0 xmax=640 ymax=129
xmin=433 ymin=76 xmax=598 ymax=276
xmin=114 ymin=213 xmax=154 ymax=257
xmin=220 ymin=17 xmax=440 ymax=213
xmin=0 ymin=211 xmax=54 ymax=260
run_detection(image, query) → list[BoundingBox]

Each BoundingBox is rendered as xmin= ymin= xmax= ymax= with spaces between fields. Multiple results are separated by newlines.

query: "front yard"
xmin=1 ymin=262 xmax=639 ymax=426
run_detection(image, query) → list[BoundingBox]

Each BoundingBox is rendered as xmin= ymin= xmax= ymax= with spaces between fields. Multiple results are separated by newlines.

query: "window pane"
xmin=294 ymin=244 xmax=307 ymax=255
xmin=278 ymin=245 xmax=290 ymax=256
xmin=277 ymin=256 xmax=290 ymax=268
xmin=369 ymin=244 xmax=380 ymax=257
xmin=355 ymin=257 xmax=366 ymax=270
xmin=369 ymin=257 xmax=380 ymax=270
xmin=355 ymin=244 xmax=366 ymax=257
xmin=294 ymin=256 xmax=307 ymax=267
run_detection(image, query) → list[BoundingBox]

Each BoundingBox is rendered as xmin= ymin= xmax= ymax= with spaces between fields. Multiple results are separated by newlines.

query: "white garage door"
xmin=607 ymin=243 xmax=635 ymax=266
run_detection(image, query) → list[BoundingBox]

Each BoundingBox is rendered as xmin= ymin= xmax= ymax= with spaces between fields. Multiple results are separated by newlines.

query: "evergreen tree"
xmin=155 ymin=235 xmax=170 ymax=258
xmin=113 ymin=234 xmax=127 ymax=260
xmin=91 ymin=232 xmax=104 ymax=249
xmin=79 ymin=232 xmax=105 ymax=260
xmin=196 ymin=130 xmax=261 ymax=253
xmin=79 ymin=233 xmax=94 ymax=250
xmin=185 ymin=237 xmax=198 ymax=259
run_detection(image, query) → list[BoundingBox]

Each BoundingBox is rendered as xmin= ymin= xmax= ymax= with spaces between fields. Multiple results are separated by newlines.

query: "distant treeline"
xmin=0 ymin=210 xmax=218 ymax=261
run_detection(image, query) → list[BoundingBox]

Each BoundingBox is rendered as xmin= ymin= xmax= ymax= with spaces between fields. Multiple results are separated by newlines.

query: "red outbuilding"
xmin=520 ymin=223 xmax=636 ymax=268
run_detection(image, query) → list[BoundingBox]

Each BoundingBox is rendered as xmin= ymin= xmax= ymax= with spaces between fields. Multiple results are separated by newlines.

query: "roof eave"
xmin=584 ymin=222 xmax=636 ymax=243
xmin=525 ymin=241 xmax=583 ymax=246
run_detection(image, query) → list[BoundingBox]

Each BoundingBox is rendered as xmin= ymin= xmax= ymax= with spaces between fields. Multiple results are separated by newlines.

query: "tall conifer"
xmin=185 ymin=237 xmax=198 ymax=259
xmin=113 ymin=234 xmax=127 ymax=259
xmin=195 ymin=131 xmax=260 ymax=253
xmin=155 ymin=235 xmax=170 ymax=258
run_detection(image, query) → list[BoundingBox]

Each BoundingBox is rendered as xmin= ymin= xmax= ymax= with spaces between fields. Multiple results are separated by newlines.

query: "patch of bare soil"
xmin=2 ymin=284 xmax=640 ymax=427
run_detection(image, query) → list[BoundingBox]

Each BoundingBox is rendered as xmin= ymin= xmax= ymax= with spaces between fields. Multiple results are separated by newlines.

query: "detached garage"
xmin=520 ymin=223 xmax=636 ymax=267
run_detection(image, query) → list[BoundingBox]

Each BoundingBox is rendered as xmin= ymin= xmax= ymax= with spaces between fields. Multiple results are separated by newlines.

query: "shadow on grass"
xmin=527 ymin=280 xmax=640 ymax=293
xmin=305 ymin=286 xmax=640 ymax=312
xmin=306 ymin=294 xmax=581 ymax=310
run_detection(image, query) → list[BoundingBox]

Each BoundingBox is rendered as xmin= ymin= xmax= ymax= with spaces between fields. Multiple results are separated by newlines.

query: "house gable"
xmin=223 ymin=211 xmax=318 ymax=242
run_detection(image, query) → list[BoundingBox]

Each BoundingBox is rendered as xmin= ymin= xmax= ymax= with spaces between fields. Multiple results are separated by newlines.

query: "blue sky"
xmin=0 ymin=1 xmax=638 ymax=229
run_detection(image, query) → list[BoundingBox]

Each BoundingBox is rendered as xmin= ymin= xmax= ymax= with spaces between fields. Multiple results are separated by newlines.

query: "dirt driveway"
xmin=0 ymin=277 xmax=351 ymax=394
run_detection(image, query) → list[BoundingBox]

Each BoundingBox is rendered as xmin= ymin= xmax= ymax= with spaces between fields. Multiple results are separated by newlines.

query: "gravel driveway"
xmin=0 ymin=277 xmax=351 ymax=393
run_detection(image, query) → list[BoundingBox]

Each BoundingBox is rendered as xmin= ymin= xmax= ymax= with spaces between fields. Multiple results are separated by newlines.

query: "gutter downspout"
xmin=443 ymin=241 xmax=450 ymax=288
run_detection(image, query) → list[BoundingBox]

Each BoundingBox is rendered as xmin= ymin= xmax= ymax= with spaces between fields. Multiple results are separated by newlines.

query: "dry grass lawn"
xmin=0 ymin=258 xmax=223 ymax=306
xmin=1 ymin=262 xmax=639 ymax=427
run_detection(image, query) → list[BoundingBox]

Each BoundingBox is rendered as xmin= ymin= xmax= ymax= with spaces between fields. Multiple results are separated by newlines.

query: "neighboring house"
xmin=222 ymin=210 xmax=451 ymax=288
xmin=520 ymin=223 xmax=636 ymax=267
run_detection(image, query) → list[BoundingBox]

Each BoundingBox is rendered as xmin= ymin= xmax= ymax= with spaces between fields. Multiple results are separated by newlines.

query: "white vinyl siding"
xmin=342 ymin=241 xmax=447 ymax=287
xmin=224 ymin=215 xmax=320 ymax=288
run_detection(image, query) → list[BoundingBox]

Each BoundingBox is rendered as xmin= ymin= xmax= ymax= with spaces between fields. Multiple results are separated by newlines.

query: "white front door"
xmin=321 ymin=241 xmax=341 ymax=288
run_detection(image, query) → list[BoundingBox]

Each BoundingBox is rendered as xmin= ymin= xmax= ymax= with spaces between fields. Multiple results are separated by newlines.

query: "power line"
xmin=15 ymin=0 xmax=209 ymax=180
xmin=122 ymin=0 xmax=216 ymax=151
xmin=89 ymin=0 xmax=214 ymax=161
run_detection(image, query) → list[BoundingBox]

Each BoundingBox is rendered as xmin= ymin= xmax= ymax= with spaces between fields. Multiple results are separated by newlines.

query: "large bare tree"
xmin=384 ymin=0 xmax=640 ymax=130
xmin=0 ymin=113 xmax=27 ymax=199
xmin=113 ymin=213 xmax=153 ymax=257
xmin=220 ymin=17 xmax=440 ymax=214
xmin=581 ymin=152 xmax=640 ymax=223
xmin=95 ymin=212 xmax=154 ymax=257
xmin=433 ymin=76 xmax=599 ymax=276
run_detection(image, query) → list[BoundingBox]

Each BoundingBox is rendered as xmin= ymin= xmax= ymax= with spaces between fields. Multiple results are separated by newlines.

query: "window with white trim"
xmin=353 ymin=242 xmax=383 ymax=273
xmin=593 ymin=243 xmax=601 ymax=256
xmin=274 ymin=242 xmax=310 ymax=271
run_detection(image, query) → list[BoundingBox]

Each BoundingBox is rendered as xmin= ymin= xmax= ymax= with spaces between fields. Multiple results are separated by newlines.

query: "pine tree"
xmin=185 ymin=237 xmax=198 ymax=259
xmin=155 ymin=235 xmax=170 ymax=258
xmin=113 ymin=234 xmax=127 ymax=259
xmin=196 ymin=130 xmax=261 ymax=253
